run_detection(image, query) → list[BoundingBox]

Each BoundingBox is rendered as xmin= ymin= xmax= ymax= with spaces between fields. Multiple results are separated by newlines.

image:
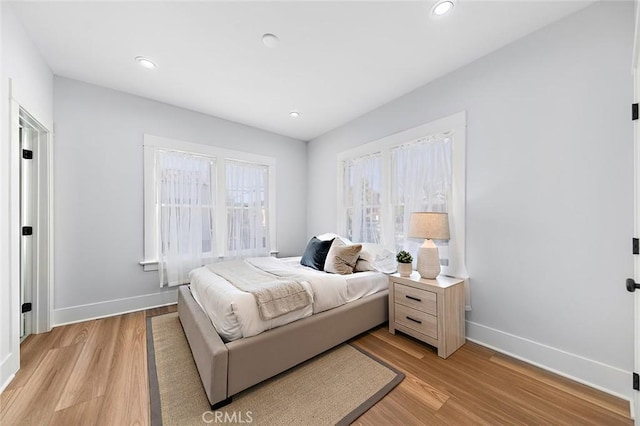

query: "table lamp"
xmin=408 ymin=212 xmax=450 ymax=279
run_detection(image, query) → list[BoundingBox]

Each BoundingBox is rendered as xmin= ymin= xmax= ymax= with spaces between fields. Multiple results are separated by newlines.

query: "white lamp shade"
xmin=408 ymin=212 xmax=450 ymax=240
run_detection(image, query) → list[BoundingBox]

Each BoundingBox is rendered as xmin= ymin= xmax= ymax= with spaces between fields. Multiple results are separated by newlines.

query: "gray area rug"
xmin=147 ymin=312 xmax=403 ymax=425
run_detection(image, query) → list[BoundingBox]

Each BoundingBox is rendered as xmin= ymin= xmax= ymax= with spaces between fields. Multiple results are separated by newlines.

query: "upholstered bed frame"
xmin=177 ymin=285 xmax=389 ymax=408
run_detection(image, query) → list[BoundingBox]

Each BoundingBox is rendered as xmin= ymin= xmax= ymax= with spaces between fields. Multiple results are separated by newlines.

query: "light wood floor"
xmin=0 ymin=305 xmax=632 ymax=425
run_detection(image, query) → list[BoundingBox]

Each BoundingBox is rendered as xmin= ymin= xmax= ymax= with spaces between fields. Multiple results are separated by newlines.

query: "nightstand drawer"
xmin=394 ymin=303 xmax=438 ymax=339
xmin=394 ymin=283 xmax=437 ymax=315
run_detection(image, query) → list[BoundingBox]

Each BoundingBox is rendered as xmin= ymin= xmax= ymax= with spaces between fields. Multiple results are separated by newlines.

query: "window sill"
xmin=139 ymin=260 xmax=159 ymax=272
xmin=141 ymin=250 xmax=279 ymax=272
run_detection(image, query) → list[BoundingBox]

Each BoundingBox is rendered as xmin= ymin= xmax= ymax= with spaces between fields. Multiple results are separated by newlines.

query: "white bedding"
xmin=189 ymin=256 xmax=388 ymax=342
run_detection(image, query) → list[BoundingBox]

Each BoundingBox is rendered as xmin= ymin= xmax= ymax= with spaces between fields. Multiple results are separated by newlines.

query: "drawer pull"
xmin=406 ymin=316 xmax=422 ymax=324
xmin=405 ymin=295 xmax=422 ymax=302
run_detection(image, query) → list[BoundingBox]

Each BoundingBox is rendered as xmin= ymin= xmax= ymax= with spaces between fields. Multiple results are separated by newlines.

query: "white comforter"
xmin=189 ymin=256 xmax=387 ymax=341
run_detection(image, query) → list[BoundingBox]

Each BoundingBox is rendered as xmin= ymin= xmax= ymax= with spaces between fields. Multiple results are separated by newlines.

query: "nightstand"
xmin=388 ymin=272 xmax=465 ymax=358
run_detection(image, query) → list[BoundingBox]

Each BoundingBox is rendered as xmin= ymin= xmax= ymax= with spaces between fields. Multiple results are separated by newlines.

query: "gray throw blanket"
xmin=206 ymin=261 xmax=312 ymax=320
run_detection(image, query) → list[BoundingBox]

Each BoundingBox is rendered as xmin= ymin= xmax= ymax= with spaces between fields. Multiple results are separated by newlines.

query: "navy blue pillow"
xmin=300 ymin=237 xmax=335 ymax=271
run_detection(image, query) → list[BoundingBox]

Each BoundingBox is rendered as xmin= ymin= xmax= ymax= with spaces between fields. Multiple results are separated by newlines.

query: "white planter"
xmin=397 ymin=262 xmax=412 ymax=277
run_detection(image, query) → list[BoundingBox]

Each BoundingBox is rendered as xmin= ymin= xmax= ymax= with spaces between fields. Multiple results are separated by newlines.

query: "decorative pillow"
xmin=354 ymin=258 xmax=377 ymax=272
xmin=324 ymin=239 xmax=362 ymax=275
xmin=373 ymin=249 xmax=397 ymax=274
xmin=300 ymin=237 xmax=335 ymax=270
xmin=358 ymin=243 xmax=387 ymax=263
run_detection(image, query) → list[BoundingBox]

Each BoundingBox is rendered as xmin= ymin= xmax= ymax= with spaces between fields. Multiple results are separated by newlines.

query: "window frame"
xmin=223 ymin=158 xmax=272 ymax=257
xmin=337 ymin=111 xmax=466 ymax=279
xmin=141 ymin=134 xmax=277 ymax=271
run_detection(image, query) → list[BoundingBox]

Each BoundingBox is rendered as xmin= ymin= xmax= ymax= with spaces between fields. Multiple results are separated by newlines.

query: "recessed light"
xmin=289 ymin=111 xmax=301 ymax=118
xmin=135 ymin=56 xmax=156 ymax=69
xmin=262 ymin=33 xmax=280 ymax=48
xmin=431 ymin=0 xmax=454 ymax=17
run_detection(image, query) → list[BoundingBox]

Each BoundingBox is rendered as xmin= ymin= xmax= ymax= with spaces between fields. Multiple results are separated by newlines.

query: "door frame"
xmin=16 ymin=106 xmax=54 ymax=335
xmin=632 ymin=0 xmax=640 ymax=420
xmin=9 ymin=86 xmax=54 ymax=340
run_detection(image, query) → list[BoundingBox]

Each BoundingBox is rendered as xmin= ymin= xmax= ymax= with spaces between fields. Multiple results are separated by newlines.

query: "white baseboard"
xmin=0 ymin=373 xmax=15 ymax=394
xmin=52 ymin=290 xmax=178 ymax=326
xmin=0 ymin=351 xmax=18 ymax=395
xmin=466 ymin=320 xmax=632 ymax=407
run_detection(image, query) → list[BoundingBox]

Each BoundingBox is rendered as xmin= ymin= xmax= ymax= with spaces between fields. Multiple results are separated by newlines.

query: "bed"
xmin=177 ymin=243 xmax=392 ymax=408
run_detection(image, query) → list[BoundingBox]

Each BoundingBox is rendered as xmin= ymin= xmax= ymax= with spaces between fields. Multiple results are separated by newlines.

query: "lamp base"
xmin=417 ymin=239 xmax=440 ymax=279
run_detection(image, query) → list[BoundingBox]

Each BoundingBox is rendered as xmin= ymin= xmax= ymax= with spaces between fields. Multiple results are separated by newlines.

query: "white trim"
xmin=337 ymin=111 xmax=466 ymax=161
xmin=8 ymin=83 xmax=53 ymax=134
xmin=466 ymin=320 xmax=632 ymax=404
xmin=139 ymin=260 xmax=159 ymax=272
xmin=19 ymin=108 xmax=53 ymax=335
xmin=144 ymin=134 xmax=276 ymax=166
xmin=0 ymin=373 xmax=16 ymax=394
xmin=142 ymin=134 xmax=277 ymax=270
xmin=633 ymin=2 xmax=640 ymax=420
xmin=51 ymin=291 xmax=178 ymax=326
xmin=5 ymin=96 xmax=21 ymax=386
xmin=44 ymin=128 xmax=54 ymax=334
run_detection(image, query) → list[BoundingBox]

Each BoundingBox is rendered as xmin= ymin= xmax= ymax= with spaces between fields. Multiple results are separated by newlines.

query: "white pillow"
xmin=358 ymin=243 xmax=388 ymax=263
xmin=373 ymin=249 xmax=397 ymax=274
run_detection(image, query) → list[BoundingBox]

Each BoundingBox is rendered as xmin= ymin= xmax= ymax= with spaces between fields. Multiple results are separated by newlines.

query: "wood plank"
xmin=355 ymin=337 xmax=528 ymax=424
xmin=6 ymin=325 xmax=66 ymax=390
xmin=368 ymin=327 xmax=429 ymax=359
xmin=1 ymin=306 xmax=631 ymax=426
xmin=145 ymin=304 xmax=177 ymax=318
xmin=55 ymin=315 xmax=122 ymax=411
xmin=0 ymin=386 xmax=21 ymax=419
xmin=355 ymin=388 xmax=429 ymax=425
xmin=54 ymin=321 xmax=93 ymax=348
xmin=96 ymin=311 xmax=149 ymax=426
xmin=434 ymin=397 xmax=512 ymax=426
xmin=353 ymin=333 xmax=632 ymax=425
xmin=447 ymin=346 xmax=630 ymax=424
xmin=490 ymin=354 xmax=629 ymax=418
xmin=431 ymin=345 xmax=622 ymax=425
xmin=49 ymin=396 xmax=102 ymax=426
xmin=0 ymin=343 xmax=84 ymax=426
xmin=396 ymin=371 xmax=450 ymax=411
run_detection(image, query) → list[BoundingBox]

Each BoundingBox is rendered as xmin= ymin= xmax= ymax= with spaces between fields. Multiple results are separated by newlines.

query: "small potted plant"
xmin=396 ymin=250 xmax=413 ymax=277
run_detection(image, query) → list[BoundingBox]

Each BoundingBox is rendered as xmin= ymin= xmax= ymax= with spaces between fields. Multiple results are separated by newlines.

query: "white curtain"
xmin=343 ymin=153 xmax=383 ymax=243
xmin=391 ymin=135 xmax=452 ymax=265
xmin=225 ymin=160 xmax=270 ymax=258
xmin=157 ymin=150 xmax=216 ymax=287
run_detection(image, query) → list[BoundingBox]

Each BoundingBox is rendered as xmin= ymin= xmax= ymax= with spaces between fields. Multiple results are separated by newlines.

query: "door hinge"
xmin=22 ymin=226 xmax=32 ymax=236
xmin=22 ymin=149 xmax=33 ymax=160
xmin=21 ymin=303 xmax=32 ymax=313
xmin=634 ymin=238 xmax=639 ymax=255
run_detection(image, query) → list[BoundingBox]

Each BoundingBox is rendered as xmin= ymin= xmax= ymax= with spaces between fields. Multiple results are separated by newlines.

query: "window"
xmin=390 ymin=136 xmax=452 ymax=265
xmin=156 ymin=150 xmax=216 ymax=286
xmin=343 ymin=153 xmax=383 ymax=243
xmin=225 ymin=160 xmax=270 ymax=257
xmin=143 ymin=135 xmax=276 ymax=286
xmin=337 ymin=112 xmax=466 ymax=280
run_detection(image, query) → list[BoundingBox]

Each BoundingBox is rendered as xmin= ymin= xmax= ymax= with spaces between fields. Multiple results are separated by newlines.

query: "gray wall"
xmin=1 ymin=3 xmax=53 ymax=388
xmin=307 ymin=1 xmax=634 ymax=396
xmin=53 ymin=77 xmax=307 ymax=313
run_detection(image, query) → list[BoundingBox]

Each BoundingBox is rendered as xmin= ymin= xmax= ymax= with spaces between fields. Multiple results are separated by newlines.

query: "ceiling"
xmin=10 ymin=0 xmax=594 ymax=141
